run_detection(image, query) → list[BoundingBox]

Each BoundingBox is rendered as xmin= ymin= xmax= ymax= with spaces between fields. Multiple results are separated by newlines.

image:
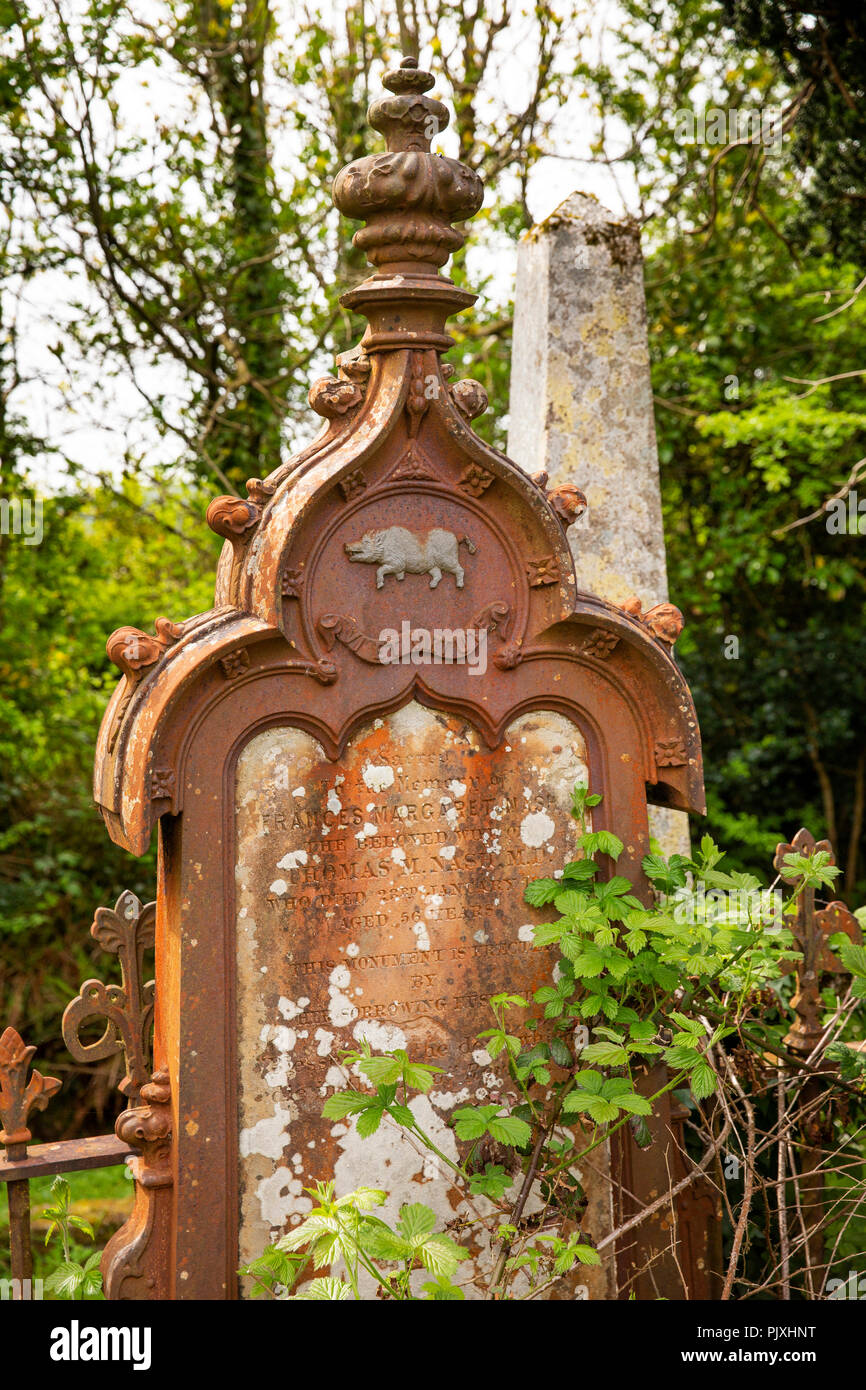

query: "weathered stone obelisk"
xmin=507 ymin=191 xmax=691 ymax=858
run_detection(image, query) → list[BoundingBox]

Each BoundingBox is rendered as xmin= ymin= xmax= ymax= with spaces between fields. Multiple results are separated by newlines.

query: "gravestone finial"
xmin=333 ymin=54 xmax=483 ymax=300
xmin=370 ymin=56 xmax=446 ymax=153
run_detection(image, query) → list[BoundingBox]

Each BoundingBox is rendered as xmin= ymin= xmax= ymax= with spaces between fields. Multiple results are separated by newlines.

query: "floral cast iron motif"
xmin=654 ymin=737 xmax=689 ymax=767
xmin=0 ymin=1026 xmax=61 ymax=1150
xmin=581 ymin=630 xmax=620 ymax=660
xmin=63 ymin=891 xmax=156 ymax=1102
xmin=526 ymin=555 xmax=560 ymax=587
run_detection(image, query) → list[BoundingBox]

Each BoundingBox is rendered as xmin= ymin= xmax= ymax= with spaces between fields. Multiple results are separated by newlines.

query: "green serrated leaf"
xmin=669 ymin=1011 xmax=704 ymax=1034
xmin=355 ymin=1103 xmax=385 ymax=1137
xmin=397 ymin=1203 xmax=437 ymax=1241
xmin=532 ymin=922 xmax=564 ymax=947
xmin=321 ymin=1090 xmax=373 ymax=1120
xmin=388 ymin=1102 xmax=415 ymax=1128
xmin=403 ymin=1062 xmax=439 ymax=1092
xmin=564 ymin=1092 xmax=620 ymax=1123
xmin=44 ymin=1261 xmax=84 ymax=1298
xmin=663 ymin=1044 xmax=703 ymax=1070
xmin=359 ymin=1055 xmax=402 ymax=1086
xmin=572 ymin=1244 xmax=602 ymax=1266
xmin=613 ymin=1091 xmax=652 ymax=1115
xmin=629 ymin=1112 xmax=653 ymax=1148
xmin=452 ymin=1107 xmax=488 ymax=1140
xmin=580 ymin=1041 xmax=629 ymax=1066
xmin=690 ymin=1064 xmax=718 ymax=1099
xmin=422 ymin=1275 xmax=465 ymax=1300
xmin=467 ymin=1164 xmax=512 ymax=1200
xmin=524 ymin=878 xmax=562 ymax=906
xmin=289 ymin=1277 xmax=353 ymax=1300
xmin=561 ymin=859 xmax=599 ymax=880
xmin=488 ymin=1114 xmax=532 ymax=1147
xmin=418 ymin=1234 xmax=466 ymax=1277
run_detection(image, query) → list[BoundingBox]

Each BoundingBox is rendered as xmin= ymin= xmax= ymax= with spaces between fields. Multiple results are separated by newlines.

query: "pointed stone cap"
xmin=333 ymin=55 xmax=483 ymax=275
xmin=526 ymin=190 xmax=641 ymax=273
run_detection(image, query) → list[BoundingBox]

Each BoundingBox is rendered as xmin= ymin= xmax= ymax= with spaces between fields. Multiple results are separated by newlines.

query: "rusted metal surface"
xmin=613 ymin=1064 xmax=721 ymax=1299
xmin=0 ymin=1134 xmax=131 ymax=1183
xmin=101 ymin=1070 xmax=173 ymax=1300
xmin=0 ymin=1026 xmax=61 ymax=1151
xmin=89 ymin=55 xmax=708 ymax=1299
xmin=235 ymin=705 xmax=593 ymax=1292
xmin=62 ymin=891 xmax=155 ymax=1102
xmin=0 ymin=1025 xmax=61 ymax=1287
xmin=774 ymin=828 xmax=861 ymax=1057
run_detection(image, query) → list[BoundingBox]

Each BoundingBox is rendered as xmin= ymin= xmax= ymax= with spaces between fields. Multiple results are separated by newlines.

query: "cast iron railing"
xmin=0 ymin=891 xmax=154 ymax=1297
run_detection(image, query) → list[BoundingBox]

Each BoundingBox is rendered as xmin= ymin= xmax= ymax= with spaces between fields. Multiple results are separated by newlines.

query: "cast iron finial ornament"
xmin=773 ymin=828 xmax=861 ymax=1057
xmin=93 ymin=53 xmax=707 ymax=1301
xmin=0 ymin=1026 xmax=61 ymax=1289
xmin=333 ymin=55 xmax=483 ymax=283
xmin=0 ymin=1026 xmax=61 ymax=1152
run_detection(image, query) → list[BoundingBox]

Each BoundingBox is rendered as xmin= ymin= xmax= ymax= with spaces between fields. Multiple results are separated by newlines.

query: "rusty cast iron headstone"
xmin=93 ymin=57 xmax=706 ymax=1299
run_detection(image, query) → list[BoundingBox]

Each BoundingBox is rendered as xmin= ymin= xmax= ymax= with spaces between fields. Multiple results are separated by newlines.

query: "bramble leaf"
xmin=690 ymin=1064 xmax=718 ymax=1100
xmin=422 ymin=1275 xmax=465 ymax=1300
xmin=467 ymin=1164 xmax=513 ymax=1200
xmin=289 ymin=1277 xmax=352 ymax=1300
xmin=321 ymin=1091 xmax=373 ymax=1120
xmin=525 ymin=878 xmax=562 ymax=906
xmin=488 ymin=1113 xmax=532 ymax=1147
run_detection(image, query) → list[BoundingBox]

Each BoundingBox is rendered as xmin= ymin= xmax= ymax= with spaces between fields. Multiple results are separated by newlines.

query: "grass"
xmin=0 ymin=1162 xmax=134 ymax=1299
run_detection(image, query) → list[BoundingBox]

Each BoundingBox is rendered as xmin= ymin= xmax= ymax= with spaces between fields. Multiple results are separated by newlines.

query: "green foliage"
xmin=830 ymin=934 xmax=866 ymax=1001
xmin=720 ymin=0 xmax=866 ymax=264
xmin=452 ymin=1105 xmax=532 ymax=1147
xmin=39 ymin=1176 xmax=104 ymax=1300
xmin=0 ymin=483 xmax=216 ymax=1133
xmin=241 ymin=1182 xmax=468 ymax=1300
xmin=0 ymin=1165 xmax=131 ymax=1295
xmin=555 ymin=0 xmax=866 ymax=896
xmin=646 ymin=163 xmax=866 ymax=895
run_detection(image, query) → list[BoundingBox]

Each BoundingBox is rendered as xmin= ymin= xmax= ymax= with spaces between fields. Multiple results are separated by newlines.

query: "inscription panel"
xmin=235 ymin=703 xmax=588 ymax=1287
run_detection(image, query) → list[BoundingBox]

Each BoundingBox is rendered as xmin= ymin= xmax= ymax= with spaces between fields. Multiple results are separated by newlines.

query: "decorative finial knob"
xmin=384 ymin=56 xmax=429 ymax=86
xmin=333 ymin=55 xmax=482 ymax=274
xmin=367 ymin=56 xmax=446 ymax=154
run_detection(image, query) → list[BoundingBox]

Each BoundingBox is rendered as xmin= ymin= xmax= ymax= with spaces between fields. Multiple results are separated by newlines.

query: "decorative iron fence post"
xmin=774 ymin=828 xmax=862 ymax=1295
xmin=0 ymin=890 xmax=157 ymax=1288
xmin=0 ymin=1026 xmax=60 ymax=1294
